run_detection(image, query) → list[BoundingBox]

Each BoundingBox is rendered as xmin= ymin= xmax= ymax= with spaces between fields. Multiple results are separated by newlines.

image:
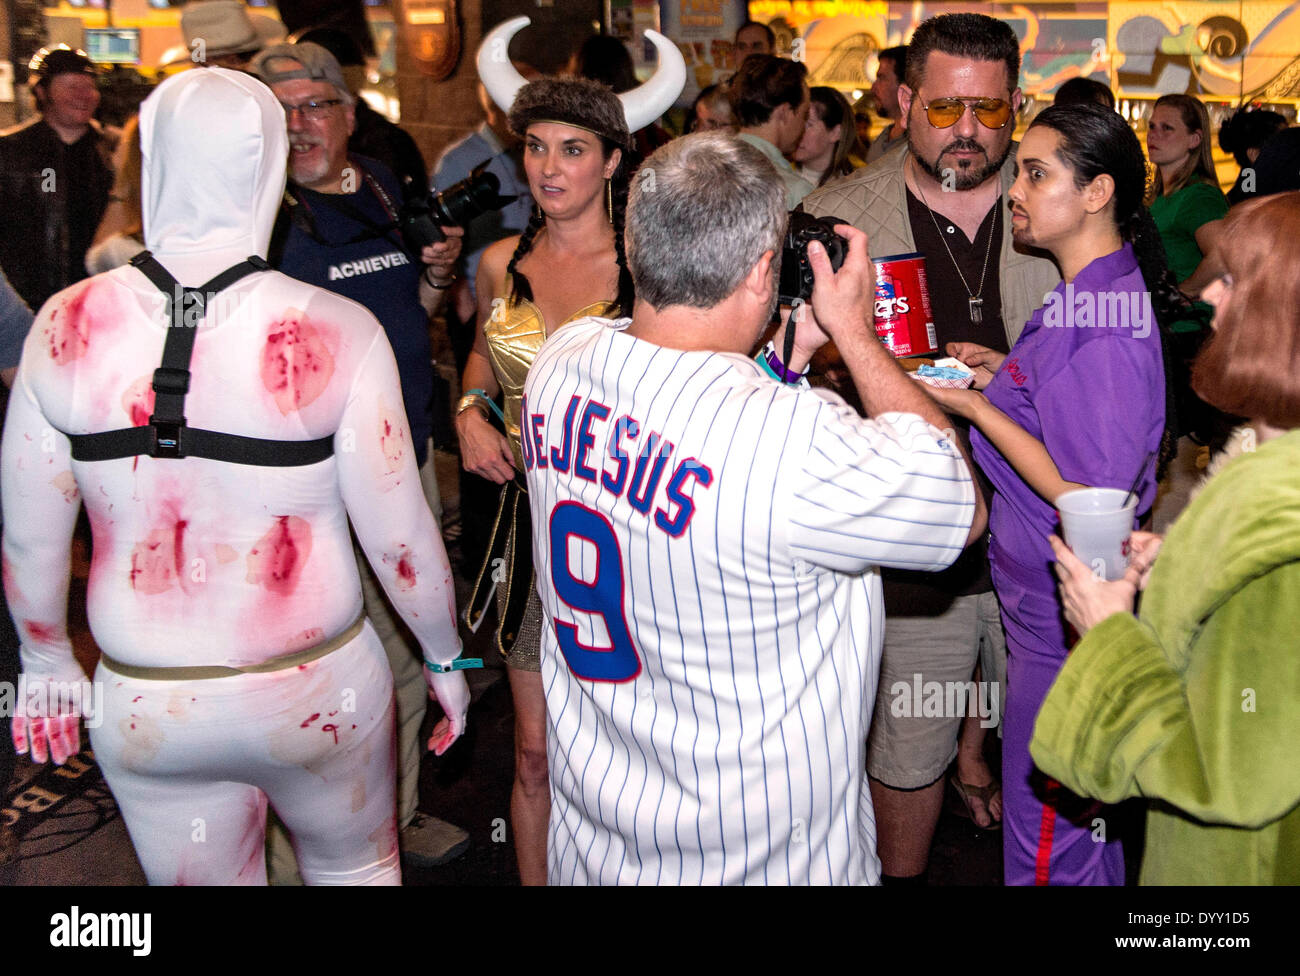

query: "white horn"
xmin=619 ymin=30 xmax=687 ymax=133
xmin=477 ymin=16 xmax=531 ymax=114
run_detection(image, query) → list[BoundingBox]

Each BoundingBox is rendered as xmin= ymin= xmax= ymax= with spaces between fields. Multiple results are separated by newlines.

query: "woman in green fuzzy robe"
xmin=1029 ymin=191 xmax=1300 ymax=885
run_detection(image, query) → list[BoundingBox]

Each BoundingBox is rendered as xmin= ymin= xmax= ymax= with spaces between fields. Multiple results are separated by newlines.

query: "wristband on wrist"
xmin=424 ymin=266 xmax=457 ymax=289
xmin=757 ymin=340 xmax=809 ymax=384
xmin=423 ymin=646 xmax=485 ymax=673
xmin=456 ymin=388 xmax=507 ymax=424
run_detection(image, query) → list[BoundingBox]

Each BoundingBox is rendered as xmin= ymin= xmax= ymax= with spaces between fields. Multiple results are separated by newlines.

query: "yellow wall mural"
xmin=747 ymin=1 xmax=1300 ymax=113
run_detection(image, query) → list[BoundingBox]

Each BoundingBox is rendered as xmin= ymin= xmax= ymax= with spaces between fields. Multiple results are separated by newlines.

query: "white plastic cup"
xmin=1056 ymin=488 xmax=1137 ymax=581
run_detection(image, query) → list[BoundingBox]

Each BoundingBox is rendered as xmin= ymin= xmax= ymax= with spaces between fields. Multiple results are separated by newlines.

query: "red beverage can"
xmin=871 ymin=252 xmax=937 ymax=358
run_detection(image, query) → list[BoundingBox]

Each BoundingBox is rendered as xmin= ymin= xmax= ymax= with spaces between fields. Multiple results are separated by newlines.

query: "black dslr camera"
xmin=399 ymin=162 xmax=516 ymax=251
xmin=778 ymin=211 xmax=849 ymax=304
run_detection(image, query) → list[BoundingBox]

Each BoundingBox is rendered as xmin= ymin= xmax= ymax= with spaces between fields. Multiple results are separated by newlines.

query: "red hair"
xmin=1191 ymin=192 xmax=1300 ymax=428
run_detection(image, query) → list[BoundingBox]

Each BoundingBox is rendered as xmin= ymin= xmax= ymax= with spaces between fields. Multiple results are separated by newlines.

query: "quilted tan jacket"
xmin=801 ymin=142 xmax=1061 ymax=349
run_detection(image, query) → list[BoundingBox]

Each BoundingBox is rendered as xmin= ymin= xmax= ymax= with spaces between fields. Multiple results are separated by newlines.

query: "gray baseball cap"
xmin=252 ymin=42 xmax=349 ymax=98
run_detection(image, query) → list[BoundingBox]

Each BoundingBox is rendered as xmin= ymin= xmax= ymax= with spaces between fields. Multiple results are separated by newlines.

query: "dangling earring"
xmin=606 ymin=179 xmax=613 ymax=224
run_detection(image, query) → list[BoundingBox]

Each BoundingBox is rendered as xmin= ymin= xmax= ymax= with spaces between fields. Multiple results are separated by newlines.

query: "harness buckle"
xmin=152 ymin=367 xmax=191 ymax=397
xmin=149 ymin=419 xmax=187 ymax=459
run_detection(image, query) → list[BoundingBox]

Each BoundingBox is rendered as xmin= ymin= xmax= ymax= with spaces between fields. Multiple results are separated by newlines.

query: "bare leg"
xmin=508 ymin=665 xmax=549 ymax=886
xmin=954 ymin=663 xmax=1000 ymax=827
xmin=870 ymin=776 xmax=944 ymax=879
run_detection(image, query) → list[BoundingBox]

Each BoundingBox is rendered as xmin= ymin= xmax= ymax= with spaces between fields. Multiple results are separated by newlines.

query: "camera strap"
xmin=285 ymin=160 xmax=412 ymax=258
xmin=57 ymin=251 xmax=335 ymax=467
xmin=783 ymin=308 xmax=797 ymax=381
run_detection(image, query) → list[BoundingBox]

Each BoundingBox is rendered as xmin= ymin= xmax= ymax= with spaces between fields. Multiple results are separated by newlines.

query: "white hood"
xmin=139 ymin=67 xmax=287 ymax=284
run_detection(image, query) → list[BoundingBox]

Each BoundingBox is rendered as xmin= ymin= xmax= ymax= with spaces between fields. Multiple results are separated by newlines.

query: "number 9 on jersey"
xmin=548 ymin=501 xmax=642 ymax=682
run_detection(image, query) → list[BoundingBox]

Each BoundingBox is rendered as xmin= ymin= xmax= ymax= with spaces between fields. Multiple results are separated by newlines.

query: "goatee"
xmin=909 ymin=138 xmax=1011 ymax=191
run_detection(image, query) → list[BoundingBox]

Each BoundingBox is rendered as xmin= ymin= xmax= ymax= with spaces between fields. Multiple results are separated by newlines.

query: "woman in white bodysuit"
xmin=0 ymin=68 xmax=470 ymax=885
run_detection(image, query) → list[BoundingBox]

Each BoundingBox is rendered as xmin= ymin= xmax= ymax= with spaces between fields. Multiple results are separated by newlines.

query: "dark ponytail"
xmin=1029 ymin=103 xmax=1184 ymax=478
xmin=609 ymin=148 xmax=637 ymax=316
xmin=1120 ymin=206 xmax=1186 ymax=479
xmin=505 ymin=206 xmax=546 ymax=303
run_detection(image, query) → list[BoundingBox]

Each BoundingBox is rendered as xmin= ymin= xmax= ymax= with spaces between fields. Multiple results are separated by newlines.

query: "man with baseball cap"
xmin=294 ymin=27 xmax=428 ymax=193
xmin=252 ymin=41 xmax=469 ymax=876
xmin=0 ymin=46 xmax=114 ymax=311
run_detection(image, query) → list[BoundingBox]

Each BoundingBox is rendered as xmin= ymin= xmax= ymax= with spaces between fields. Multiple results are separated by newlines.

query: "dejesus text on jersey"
xmin=521 ymin=394 xmax=713 ymax=537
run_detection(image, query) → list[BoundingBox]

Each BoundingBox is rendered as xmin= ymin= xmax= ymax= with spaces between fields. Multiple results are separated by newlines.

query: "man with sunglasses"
xmin=802 ymin=13 xmax=1060 ymax=885
xmin=252 ymin=42 xmax=471 ymax=877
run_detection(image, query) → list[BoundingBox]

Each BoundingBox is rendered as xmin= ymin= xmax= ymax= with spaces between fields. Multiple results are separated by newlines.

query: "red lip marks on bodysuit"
xmin=22 ymin=620 xmax=63 ymax=643
xmin=288 ymin=626 xmax=324 ymax=652
xmin=127 ymin=498 xmax=191 ymax=594
xmin=2 ymin=554 xmax=20 ymax=604
xmin=51 ymin=471 xmax=79 ymax=503
xmin=129 ymin=528 xmax=180 ymax=594
xmin=233 ymin=793 xmax=269 ymax=884
xmin=44 ymin=285 xmax=96 ymax=364
xmin=383 ymin=545 xmax=418 ymax=591
xmin=260 ymin=309 xmax=336 ymax=415
xmin=377 ymin=398 xmax=407 ymax=479
xmin=246 ymin=516 xmax=313 ymax=595
xmin=122 ymin=376 xmax=155 ymax=427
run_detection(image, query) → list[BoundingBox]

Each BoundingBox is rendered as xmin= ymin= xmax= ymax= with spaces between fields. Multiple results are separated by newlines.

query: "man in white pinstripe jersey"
xmin=521 ymin=132 xmax=986 ymax=884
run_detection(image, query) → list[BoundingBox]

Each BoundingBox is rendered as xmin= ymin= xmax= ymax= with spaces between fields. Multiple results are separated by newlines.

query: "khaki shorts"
xmin=866 ymin=591 xmax=1006 ymax=790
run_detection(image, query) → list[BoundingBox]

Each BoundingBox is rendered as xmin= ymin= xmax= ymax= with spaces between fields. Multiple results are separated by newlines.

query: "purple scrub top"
xmin=972 ymin=243 xmax=1165 ymax=579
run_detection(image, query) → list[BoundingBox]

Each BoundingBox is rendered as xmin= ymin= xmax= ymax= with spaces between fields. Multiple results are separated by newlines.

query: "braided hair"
xmin=505 ymin=137 xmax=637 ymax=317
xmin=1029 ymin=103 xmax=1189 ymax=478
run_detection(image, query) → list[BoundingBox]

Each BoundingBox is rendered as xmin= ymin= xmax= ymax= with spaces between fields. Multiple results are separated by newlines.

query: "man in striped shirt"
xmin=522 ymin=132 xmax=985 ymax=884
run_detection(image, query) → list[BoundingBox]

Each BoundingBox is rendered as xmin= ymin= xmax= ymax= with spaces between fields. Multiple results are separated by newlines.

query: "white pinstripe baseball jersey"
xmin=523 ymin=316 xmax=975 ymax=885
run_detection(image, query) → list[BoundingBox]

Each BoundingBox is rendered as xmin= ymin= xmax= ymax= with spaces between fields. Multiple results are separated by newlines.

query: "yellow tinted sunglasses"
xmin=921 ymin=97 xmax=1013 ymax=130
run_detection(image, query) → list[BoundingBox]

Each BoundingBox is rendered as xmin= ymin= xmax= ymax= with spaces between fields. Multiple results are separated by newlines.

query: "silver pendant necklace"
xmin=914 ymin=172 xmax=999 ymax=324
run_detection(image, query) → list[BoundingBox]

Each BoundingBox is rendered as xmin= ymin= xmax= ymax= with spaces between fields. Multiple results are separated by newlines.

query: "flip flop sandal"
xmin=949 ymin=774 xmax=1002 ymax=830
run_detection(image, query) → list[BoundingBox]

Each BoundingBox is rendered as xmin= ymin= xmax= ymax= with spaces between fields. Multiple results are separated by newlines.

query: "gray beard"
xmin=909 ymin=138 xmax=1011 ymax=191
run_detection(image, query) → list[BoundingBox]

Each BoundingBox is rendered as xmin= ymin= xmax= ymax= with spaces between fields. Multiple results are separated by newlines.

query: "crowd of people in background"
xmin=1 ymin=2 xmax=1299 ymax=886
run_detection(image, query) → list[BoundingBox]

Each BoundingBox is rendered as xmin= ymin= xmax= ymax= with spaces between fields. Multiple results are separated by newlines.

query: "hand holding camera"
xmin=420 ymin=227 xmax=464 ymax=285
xmin=773 ymin=212 xmax=853 ymax=371
xmin=400 ymin=163 xmax=516 ymax=252
xmin=805 ymin=220 xmax=873 ymax=348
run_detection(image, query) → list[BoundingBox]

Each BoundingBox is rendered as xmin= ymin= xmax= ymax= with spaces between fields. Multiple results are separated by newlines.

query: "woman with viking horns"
xmin=455 ymin=18 xmax=684 ymax=884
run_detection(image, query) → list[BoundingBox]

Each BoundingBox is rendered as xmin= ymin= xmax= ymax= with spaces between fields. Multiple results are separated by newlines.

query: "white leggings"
xmin=90 ymin=623 xmax=399 ymax=886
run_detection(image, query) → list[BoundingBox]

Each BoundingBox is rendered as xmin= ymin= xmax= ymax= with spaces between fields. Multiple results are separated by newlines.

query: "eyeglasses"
xmin=920 ymin=97 xmax=1013 ymax=130
xmin=279 ymin=99 xmax=344 ymax=122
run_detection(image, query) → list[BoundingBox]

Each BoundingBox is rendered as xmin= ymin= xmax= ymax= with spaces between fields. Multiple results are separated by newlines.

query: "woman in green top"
xmin=1146 ymin=94 xmax=1229 ymax=439
xmin=1146 ymin=94 xmax=1227 ymax=286
xmin=1031 ymin=192 xmax=1300 ymax=885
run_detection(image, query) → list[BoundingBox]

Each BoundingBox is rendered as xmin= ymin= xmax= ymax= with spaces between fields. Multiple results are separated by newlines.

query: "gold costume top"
xmin=485 ymin=274 xmax=618 ymax=470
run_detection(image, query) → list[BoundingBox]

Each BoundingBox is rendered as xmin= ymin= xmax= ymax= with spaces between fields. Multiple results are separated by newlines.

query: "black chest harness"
xmin=62 ymin=251 xmax=335 ymax=467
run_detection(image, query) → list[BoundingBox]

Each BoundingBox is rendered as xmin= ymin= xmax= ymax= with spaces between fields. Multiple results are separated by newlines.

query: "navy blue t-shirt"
xmin=276 ymin=156 xmax=433 ymax=467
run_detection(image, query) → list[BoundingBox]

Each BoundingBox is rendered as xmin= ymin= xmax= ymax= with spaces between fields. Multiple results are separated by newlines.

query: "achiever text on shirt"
xmin=327 ymin=250 xmax=410 ymax=280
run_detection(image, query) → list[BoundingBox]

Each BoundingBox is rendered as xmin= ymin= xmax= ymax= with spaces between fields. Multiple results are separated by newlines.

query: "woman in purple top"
xmin=928 ymin=103 xmax=1181 ymax=885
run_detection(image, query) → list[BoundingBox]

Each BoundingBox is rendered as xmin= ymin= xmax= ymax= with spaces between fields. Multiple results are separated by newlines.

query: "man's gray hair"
xmin=626 ymin=132 xmax=786 ymax=311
